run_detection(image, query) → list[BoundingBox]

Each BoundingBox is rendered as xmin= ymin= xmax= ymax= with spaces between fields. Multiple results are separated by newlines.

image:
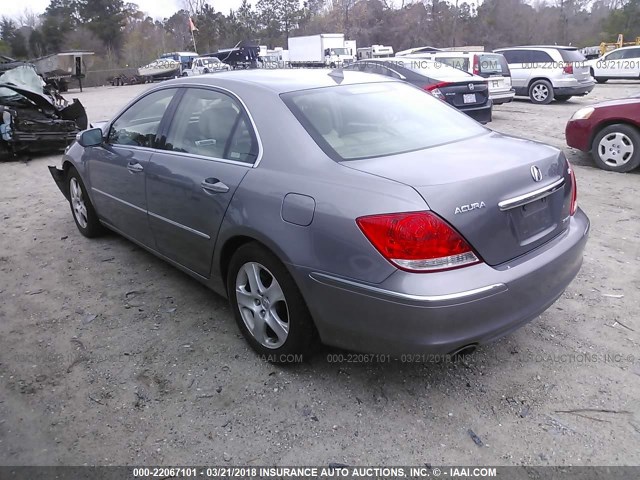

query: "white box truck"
xmin=288 ymin=34 xmax=354 ymax=67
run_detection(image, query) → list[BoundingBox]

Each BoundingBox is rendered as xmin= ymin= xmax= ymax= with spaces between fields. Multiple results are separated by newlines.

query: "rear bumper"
xmin=490 ymin=89 xmax=515 ymax=105
xmin=553 ymin=81 xmax=595 ymax=97
xmin=459 ymin=102 xmax=493 ymax=124
xmin=296 ymin=209 xmax=589 ymax=355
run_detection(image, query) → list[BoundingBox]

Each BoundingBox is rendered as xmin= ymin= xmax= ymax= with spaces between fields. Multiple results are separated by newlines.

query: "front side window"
xmin=282 ymin=81 xmax=486 ymax=162
xmin=163 ymin=88 xmax=258 ymax=163
xmin=108 ymin=88 xmax=176 ymax=148
xmin=605 ymin=50 xmax=624 ymax=60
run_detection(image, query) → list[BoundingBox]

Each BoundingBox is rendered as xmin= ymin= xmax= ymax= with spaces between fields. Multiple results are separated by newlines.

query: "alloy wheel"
xmin=235 ymin=262 xmax=289 ymax=349
xmin=69 ymin=177 xmax=88 ymax=229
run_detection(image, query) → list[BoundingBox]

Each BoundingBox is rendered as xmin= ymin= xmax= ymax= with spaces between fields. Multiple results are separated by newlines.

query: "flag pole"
xmin=189 ymin=17 xmax=198 ymax=53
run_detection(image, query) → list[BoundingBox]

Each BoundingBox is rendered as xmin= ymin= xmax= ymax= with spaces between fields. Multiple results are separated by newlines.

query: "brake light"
xmin=563 ymin=64 xmax=573 ymax=74
xmin=356 ymin=211 xmax=481 ymax=272
xmin=473 ymin=55 xmax=480 ymax=75
xmin=424 ymin=81 xmax=450 ymax=100
xmin=568 ymin=162 xmax=578 ymax=215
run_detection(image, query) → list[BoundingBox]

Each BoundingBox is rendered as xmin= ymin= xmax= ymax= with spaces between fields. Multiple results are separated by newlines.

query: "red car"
xmin=565 ymin=96 xmax=640 ymax=172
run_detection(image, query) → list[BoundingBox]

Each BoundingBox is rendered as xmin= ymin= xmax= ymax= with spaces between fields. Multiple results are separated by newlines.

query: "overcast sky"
xmin=2 ymin=0 xmax=244 ymax=21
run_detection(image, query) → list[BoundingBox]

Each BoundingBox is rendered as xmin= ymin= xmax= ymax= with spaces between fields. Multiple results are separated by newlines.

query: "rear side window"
xmin=282 ymin=82 xmax=486 ymax=162
xmin=500 ymin=50 xmax=526 ymax=64
xmin=526 ymin=51 xmax=554 ymax=63
xmin=558 ymin=49 xmax=587 ymax=62
xmin=163 ymin=88 xmax=258 ymax=163
xmin=622 ymin=48 xmax=640 ymax=59
xmin=108 ymin=88 xmax=176 ymax=148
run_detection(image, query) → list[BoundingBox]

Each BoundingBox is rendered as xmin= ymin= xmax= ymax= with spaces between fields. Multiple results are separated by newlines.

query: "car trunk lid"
xmin=343 ymin=132 xmax=573 ymax=266
xmin=439 ymin=80 xmax=489 ymax=108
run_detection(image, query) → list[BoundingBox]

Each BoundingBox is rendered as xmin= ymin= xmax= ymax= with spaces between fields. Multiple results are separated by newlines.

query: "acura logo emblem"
xmin=468 ymin=83 xmax=475 ymax=90
xmin=530 ymin=165 xmax=543 ymax=182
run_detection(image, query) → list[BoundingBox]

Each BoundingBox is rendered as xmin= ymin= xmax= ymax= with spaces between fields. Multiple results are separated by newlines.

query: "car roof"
xmin=606 ymin=45 xmax=640 ymax=50
xmin=161 ymin=69 xmax=396 ymax=93
xmin=496 ymin=46 xmax=577 ymax=51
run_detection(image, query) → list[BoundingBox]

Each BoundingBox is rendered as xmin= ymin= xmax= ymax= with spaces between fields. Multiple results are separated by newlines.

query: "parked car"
xmin=402 ymin=51 xmax=515 ymax=105
xmin=182 ymin=56 xmax=231 ymax=76
xmin=344 ymin=58 xmax=493 ymax=123
xmin=49 ymin=70 xmax=588 ymax=361
xmin=565 ymin=96 xmax=640 ymax=172
xmin=494 ymin=46 xmax=595 ymax=104
xmin=587 ymin=45 xmax=640 ymax=83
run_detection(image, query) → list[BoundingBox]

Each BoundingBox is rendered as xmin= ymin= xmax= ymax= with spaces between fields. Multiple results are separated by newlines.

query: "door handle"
xmin=201 ymin=178 xmax=229 ymax=194
xmin=127 ymin=162 xmax=144 ymax=173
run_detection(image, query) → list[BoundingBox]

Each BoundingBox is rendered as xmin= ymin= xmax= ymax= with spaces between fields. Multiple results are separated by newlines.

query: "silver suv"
xmin=494 ymin=46 xmax=595 ymax=104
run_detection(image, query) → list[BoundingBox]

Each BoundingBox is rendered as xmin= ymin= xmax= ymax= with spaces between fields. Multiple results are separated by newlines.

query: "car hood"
xmin=587 ymin=97 xmax=640 ymax=109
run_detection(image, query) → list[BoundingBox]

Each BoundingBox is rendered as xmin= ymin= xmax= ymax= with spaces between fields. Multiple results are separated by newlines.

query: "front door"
xmin=88 ymin=88 xmax=178 ymax=247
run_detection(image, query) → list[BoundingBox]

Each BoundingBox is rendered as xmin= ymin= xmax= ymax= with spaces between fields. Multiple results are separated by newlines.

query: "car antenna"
xmin=328 ymin=68 xmax=344 ymax=84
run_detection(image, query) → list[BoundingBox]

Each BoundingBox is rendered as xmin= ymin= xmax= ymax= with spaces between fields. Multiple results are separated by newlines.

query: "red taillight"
xmin=423 ymin=81 xmax=450 ymax=100
xmin=568 ymin=162 xmax=578 ymax=215
xmin=473 ymin=55 xmax=480 ymax=75
xmin=356 ymin=211 xmax=481 ymax=272
xmin=563 ymin=64 xmax=573 ymax=74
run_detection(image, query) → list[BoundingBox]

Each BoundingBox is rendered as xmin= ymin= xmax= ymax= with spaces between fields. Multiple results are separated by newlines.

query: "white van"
xmin=407 ymin=51 xmax=515 ymax=104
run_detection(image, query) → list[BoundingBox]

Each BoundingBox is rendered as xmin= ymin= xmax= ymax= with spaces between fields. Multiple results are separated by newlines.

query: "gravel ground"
xmin=0 ymin=80 xmax=639 ymax=467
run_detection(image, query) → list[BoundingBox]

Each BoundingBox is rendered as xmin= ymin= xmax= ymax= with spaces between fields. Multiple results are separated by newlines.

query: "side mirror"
xmin=77 ymin=127 xmax=104 ymax=147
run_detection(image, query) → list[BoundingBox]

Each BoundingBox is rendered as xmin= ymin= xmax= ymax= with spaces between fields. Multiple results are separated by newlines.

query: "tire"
xmin=67 ymin=168 xmax=105 ymax=237
xmin=555 ymin=95 xmax=572 ymax=102
xmin=591 ymin=123 xmax=640 ymax=172
xmin=227 ymin=242 xmax=315 ymax=362
xmin=528 ymin=79 xmax=554 ymax=104
xmin=203 ymin=68 xmax=210 ymax=74
xmin=595 ymin=77 xmax=608 ymax=84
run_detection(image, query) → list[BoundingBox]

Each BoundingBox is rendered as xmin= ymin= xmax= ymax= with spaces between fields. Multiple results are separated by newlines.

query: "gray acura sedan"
xmin=49 ymin=70 xmax=589 ymax=361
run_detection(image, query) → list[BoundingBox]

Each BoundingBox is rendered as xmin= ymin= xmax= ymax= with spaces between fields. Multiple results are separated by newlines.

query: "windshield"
xmin=331 ymin=48 xmax=349 ymax=56
xmin=282 ymin=82 xmax=486 ymax=161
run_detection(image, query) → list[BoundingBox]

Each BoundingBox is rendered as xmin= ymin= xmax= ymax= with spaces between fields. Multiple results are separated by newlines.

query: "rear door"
xmin=145 ymin=87 xmax=259 ymax=277
xmin=622 ymin=48 xmax=640 ymax=77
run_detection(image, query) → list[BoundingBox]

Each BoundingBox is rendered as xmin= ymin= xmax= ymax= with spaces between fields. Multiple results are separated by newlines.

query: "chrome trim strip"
xmin=93 ymin=187 xmax=211 ymax=239
xmin=92 ymin=187 xmax=146 ymax=214
xmin=147 ymin=211 xmax=211 ymax=239
xmin=498 ymin=177 xmax=565 ymax=211
xmin=152 ymin=148 xmax=253 ymax=168
xmin=310 ymin=272 xmax=507 ymax=303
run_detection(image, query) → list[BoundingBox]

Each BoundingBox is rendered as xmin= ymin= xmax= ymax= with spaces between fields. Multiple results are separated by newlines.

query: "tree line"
xmin=1 ymin=0 xmax=640 ymax=70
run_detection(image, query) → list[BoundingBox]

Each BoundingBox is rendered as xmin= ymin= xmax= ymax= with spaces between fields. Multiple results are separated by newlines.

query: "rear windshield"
xmin=281 ymin=82 xmax=486 ymax=162
xmin=478 ymin=54 xmax=510 ymax=75
xmin=558 ymin=49 xmax=587 ymax=62
xmin=398 ymin=59 xmax=474 ymax=79
xmin=432 ymin=56 xmax=470 ymax=71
